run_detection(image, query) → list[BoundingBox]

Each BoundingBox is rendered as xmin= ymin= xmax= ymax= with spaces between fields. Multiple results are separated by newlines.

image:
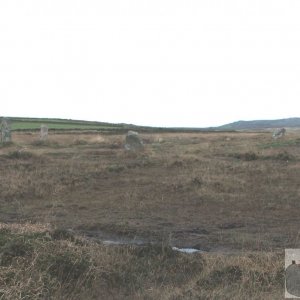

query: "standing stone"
xmin=272 ymin=128 xmax=286 ymax=139
xmin=125 ymin=130 xmax=143 ymax=150
xmin=1 ymin=118 xmax=11 ymax=143
xmin=40 ymin=124 xmax=48 ymax=141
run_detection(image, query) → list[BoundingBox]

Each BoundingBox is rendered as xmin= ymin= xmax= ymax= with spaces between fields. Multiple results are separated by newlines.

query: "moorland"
xmin=0 ymin=123 xmax=299 ymax=299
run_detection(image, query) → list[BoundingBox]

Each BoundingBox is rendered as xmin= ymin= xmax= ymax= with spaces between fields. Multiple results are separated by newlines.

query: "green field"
xmin=3 ymin=117 xmax=128 ymax=132
xmin=11 ymin=121 xmax=118 ymax=131
xmin=2 ymin=117 xmax=214 ymax=133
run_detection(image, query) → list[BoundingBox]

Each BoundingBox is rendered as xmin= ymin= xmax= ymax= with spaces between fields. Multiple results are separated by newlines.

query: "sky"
xmin=0 ymin=1 xmax=299 ymax=127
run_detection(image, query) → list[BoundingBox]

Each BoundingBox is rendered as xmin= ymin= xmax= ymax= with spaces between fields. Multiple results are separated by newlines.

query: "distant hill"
xmin=218 ymin=118 xmax=300 ymax=130
xmin=3 ymin=116 xmax=300 ymax=133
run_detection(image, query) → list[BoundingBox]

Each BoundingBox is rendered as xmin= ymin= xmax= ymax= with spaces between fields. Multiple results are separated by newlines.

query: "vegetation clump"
xmin=6 ymin=150 xmax=34 ymax=160
xmin=0 ymin=225 xmax=94 ymax=299
xmin=107 ymin=164 xmax=125 ymax=173
xmin=50 ymin=228 xmax=75 ymax=241
xmin=232 ymin=151 xmax=259 ymax=161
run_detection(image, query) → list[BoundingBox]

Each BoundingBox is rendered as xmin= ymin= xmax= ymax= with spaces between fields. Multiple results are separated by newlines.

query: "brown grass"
xmin=0 ymin=130 xmax=299 ymax=298
xmin=0 ymin=224 xmax=284 ymax=299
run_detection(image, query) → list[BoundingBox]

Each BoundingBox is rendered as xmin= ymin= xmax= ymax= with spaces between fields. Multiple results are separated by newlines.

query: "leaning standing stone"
xmin=272 ymin=128 xmax=286 ymax=139
xmin=125 ymin=131 xmax=143 ymax=150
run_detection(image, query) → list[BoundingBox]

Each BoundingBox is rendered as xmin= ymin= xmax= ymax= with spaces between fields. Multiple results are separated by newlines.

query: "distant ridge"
xmin=218 ymin=118 xmax=300 ymax=130
xmin=2 ymin=116 xmax=300 ymax=132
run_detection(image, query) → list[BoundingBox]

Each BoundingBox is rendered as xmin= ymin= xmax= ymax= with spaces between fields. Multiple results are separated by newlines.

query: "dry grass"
xmin=0 ymin=224 xmax=284 ymax=299
xmin=0 ymin=222 xmax=51 ymax=234
xmin=0 ymin=130 xmax=299 ymax=298
xmin=1 ymin=132 xmax=300 ymax=246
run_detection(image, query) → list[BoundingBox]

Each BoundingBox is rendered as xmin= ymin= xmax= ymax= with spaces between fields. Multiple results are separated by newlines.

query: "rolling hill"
xmin=218 ymin=117 xmax=300 ymax=130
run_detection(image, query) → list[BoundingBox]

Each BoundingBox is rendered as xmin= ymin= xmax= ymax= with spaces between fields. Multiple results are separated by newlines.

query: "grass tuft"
xmin=231 ymin=152 xmax=259 ymax=161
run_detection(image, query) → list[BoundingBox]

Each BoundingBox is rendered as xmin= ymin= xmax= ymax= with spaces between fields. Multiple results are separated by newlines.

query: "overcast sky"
xmin=0 ymin=1 xmax=299 ymax=127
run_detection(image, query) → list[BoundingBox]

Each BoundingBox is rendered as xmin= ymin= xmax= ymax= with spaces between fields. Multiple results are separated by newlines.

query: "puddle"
xmin=79 ymin=230 xmax=147 ymax=246
xmin=78 ymin=229 xmax=239 ymax=255
xmin=83 ymin=235 xmax=207 ymax=254
xmin=172 ymin=247 xmax=206 ymax=254
xmin=102 ymin=239 xmax=146 ymax=246
xmin=102 ymin=241 xmax=207 ymax=254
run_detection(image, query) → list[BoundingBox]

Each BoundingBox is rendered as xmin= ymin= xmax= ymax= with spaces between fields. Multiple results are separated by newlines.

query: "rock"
xmin=286 ymin=261 xmax=300 ymax=297
xmin=125 ymin=131 xmax=143 ymax=151
xmin=1 ymin=118 xmax=11 ymax=143
xmin=272 ymin=128 xmax=286 ymax=139
xmin=40 ymin=124 xmax=48 ymax=140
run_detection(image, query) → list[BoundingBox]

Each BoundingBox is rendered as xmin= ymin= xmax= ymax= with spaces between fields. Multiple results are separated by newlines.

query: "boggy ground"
xmin=0 ymin=130 xmax=300 ymax=252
